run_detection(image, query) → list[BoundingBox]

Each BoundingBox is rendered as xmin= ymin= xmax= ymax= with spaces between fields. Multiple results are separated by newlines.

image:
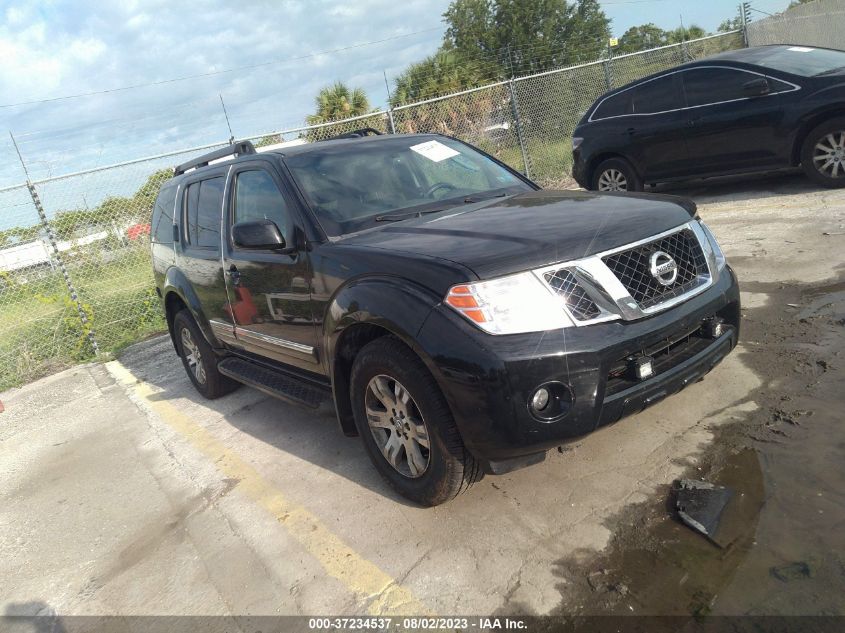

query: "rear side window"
xmin=630 ymin=74 xmax=678 ymax=114
xmin=682 ymin=68 xmax=757 ymax=107
xmin=184 ymin=177 xmax=224 ymax=249
xmin=151 ymin=185 xmax=177 ymax=244
xmin=593 ymin=92 xmax=632 ymax=120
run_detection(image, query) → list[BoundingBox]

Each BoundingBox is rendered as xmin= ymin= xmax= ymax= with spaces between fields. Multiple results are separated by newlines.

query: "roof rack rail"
xmin=325 ymin=128 xmax=383 ymax=141
xmin=174 ymin=140 xmax=257 ymax=176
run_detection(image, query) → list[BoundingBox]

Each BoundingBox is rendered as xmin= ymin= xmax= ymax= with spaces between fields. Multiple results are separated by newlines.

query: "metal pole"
xmin=383 ymin=70 xmax=397 ymax=134
xmin=508 ymin=79 xmax=531 ymax=179
xmin=10 ymin=132 xmax=99 ymax=356
xmin=603 ymin=41 xmax=614 ymax=91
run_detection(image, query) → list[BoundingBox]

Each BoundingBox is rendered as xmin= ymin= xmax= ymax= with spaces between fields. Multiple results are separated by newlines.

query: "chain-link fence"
xmin=747 ymin=0 xmax=845 ymax=48
xmin=1 ymin=32 xmax=747 ymax=390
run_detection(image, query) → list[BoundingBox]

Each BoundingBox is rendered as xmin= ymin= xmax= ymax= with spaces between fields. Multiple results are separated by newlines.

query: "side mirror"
xmin=743 ymin=77 xmax=770 ymax=96
xmin=232 ymin=219 xmax=287 ymax=250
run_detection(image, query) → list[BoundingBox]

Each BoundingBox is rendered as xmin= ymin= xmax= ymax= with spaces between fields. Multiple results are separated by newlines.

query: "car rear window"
xmin=630 ymin=74 xmax=678 ymax=114
xmin=184 ymin=177 xmax=224 ymax=249
xmin=151 ymin=184 xmax=177 ymax=244
xmin=752 ymin=46 xmax=845 ymax=77
xmin=592 ymin=92 xmax=632 ymax=120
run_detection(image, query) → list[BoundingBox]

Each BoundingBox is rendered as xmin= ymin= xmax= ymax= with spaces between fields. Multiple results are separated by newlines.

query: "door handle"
xmin=626 ymin=127 xmax=637 ymax=135
xmin=687 ymin=117 xmax=702 ymax=127
xmin=226 ymin=265 xmax=241 ymax=287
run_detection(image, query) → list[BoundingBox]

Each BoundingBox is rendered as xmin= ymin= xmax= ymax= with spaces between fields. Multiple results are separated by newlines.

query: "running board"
xmin=217 ymin=357 xmax=329 ymax=409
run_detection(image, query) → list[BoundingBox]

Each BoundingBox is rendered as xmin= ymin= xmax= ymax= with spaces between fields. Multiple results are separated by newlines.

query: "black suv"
xmin=151 ymin=132 xmax=739 ymax=506
xmin=573 ymin=45 xmax=845 ymax=191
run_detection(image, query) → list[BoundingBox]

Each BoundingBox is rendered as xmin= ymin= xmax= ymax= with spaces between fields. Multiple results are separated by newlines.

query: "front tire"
xmin=591 ymin=157 xmax=643 ymax=192
xmin=350 ymin=336 xmax=482 ymax=506
xmin=173 ymin=309 xmax=239 ymax=399
xmin=801 ymin=118 xmax=845 ymax=188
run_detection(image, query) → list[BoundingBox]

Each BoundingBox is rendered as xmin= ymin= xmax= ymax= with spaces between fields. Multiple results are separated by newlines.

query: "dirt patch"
xmin=549 ymin=272 xmax=845 ymax=618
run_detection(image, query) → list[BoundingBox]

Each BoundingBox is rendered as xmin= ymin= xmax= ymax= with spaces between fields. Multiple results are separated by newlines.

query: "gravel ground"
xmin=1 ymin=170 xmax=843 ymax=621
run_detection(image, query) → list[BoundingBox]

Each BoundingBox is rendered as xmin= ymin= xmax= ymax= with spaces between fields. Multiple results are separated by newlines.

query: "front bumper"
xmin=416 ymin=266 xmax=740 ymax=473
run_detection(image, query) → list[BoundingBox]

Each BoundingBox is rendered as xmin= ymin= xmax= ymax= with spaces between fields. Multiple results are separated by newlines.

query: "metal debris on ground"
xmin=672 ymin=479 xmax=734 ymax=544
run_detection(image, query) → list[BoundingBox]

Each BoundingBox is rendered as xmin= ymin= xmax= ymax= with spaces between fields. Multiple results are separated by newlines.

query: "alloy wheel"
xmin=181 ymin=327 xmax=207 ymax=385
xmin=813 ymin=131 xmax=845 ymax=179
xmin=597 ymin=168 xmax=628 ymax=191
xmin=365 ymin=374 xmax=431 ymax=478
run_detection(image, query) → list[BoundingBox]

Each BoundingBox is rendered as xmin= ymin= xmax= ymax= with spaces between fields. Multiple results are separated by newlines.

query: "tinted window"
xmin=593 ymin=92 xmax=632 ymax=119
xmin=682 ymin=68 xmax=759 ymax=107
xmin=151 ymin=185 xmax=177 ymax=244
xmin=185 ymin=177 xmax=223 ymax=249
xmin=630 ymin=75 xmax=677 ymax=114
xmin=234 ymin=170 xmax=290 ymax=242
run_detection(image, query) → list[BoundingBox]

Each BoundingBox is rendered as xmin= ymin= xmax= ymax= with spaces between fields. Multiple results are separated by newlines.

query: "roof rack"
xmin=174 ymin=140 xmax=257 ymax=176
xmin=325 ymin=128 xmax=383 ymax=141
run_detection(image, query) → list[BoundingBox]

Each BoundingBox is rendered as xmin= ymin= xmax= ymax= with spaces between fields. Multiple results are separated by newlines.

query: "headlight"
xmin=444 ymin=271 xmax=574 ymax=335
xmin=572 ymin=137 xmax=584 ymax=151
xmin=698 ymin=220 xmax=726 ymax=270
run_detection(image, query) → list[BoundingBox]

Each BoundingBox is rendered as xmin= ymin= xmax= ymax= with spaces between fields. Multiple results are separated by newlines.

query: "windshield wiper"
xmin=815 ymin=65 xmax=845 ymax=76
xmin=375 ymin=208 xmax=449 ymax=222
xmin=375 ymin=192 xmax=510 ymax=222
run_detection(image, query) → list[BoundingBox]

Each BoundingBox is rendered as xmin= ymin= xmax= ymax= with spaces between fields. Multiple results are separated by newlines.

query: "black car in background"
xmin=572 ymin=45 xmax=845 ymax=191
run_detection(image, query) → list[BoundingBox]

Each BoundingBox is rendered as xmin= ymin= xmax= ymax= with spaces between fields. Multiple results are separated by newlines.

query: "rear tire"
xmin=591 ymin=157 xmax=643 ymax=192
xmin=173 ymin=309 xmax=239 ymax=399
xmin=801 ymin=117 xmax=845 ymax=188
xmin=350 ymin=336 xmax=482 ymax=506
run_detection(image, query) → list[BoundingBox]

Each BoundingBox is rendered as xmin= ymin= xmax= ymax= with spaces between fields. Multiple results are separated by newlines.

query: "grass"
xmin=0 ymin=247 xmax=165 ymax=391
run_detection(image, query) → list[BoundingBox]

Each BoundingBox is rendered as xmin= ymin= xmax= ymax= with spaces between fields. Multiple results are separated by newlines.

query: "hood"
xmin=339 ymin=190 xmax=697 ymax=279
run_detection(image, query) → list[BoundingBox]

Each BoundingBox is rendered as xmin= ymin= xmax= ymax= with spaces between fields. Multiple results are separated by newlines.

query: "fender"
xmin=162 ymin=266 xmax=221 ymax=351
xmin=790 ymin=87 xmax=845 ymax=165
xmin=323 ymin=275 xmax=444 ymax=435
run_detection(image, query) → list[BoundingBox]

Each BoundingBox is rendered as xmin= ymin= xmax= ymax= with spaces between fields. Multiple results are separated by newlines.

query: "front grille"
xmin=543 ymin=269 xmax=602 ymax=321
xmin=603 ymin=229 xmax=708 ymax=309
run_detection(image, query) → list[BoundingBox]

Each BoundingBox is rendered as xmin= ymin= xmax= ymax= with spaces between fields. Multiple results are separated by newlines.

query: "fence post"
xmin=26 ymin=180 xmax=100 ymax=356
xmin=386 ymin=106 xmax=397 ymax=134
xmin=508 ymin=78 xmax=532 ymax=179
xmin=603 ymin=58 xmax=614 ymax=91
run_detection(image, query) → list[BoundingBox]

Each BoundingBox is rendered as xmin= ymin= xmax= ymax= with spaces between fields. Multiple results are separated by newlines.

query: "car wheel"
xmin=350 ymin=336 xmax=483 ymax=506
xmin=801 ymin=118 xmax=845 ymax=188
xmin=591 ymin=158 xmax=643 ymax=192
xmin=173 ymin=309 xmax=239 ymax=399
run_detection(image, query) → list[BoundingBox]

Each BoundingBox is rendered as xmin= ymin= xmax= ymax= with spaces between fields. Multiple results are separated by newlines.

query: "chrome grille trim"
xmin=533 ymin=221 xmax=716 ymax=326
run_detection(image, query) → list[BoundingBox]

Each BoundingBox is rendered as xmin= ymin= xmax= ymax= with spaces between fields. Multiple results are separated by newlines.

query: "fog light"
xmin=531 ymin=387 xmax=550 ymax=412
xmin=703 ymin=317 xmax=726 ymax=339
xmin=628 ymin=356 xmax=654 ymax=381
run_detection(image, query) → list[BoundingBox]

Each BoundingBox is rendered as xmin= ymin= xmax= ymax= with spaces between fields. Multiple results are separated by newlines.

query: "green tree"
xmin=615 ymin=23 xmax=670 ymax=54
xmin=788 ymin=0 xmax=815 ymax=8
xmin=391 ymin=49 xmax=486 ymax=106
xmin=718 ymin=15 xmax=743 ymax=32
xmin=442 ymin=0 xmax=611 ymax=76
xmin=306 ymin=82 xmax=371 ymax=125
xmin=668 ymin=24 xmax=707 ymax=43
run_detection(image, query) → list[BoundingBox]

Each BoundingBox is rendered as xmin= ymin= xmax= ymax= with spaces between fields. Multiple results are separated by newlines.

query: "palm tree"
xmin=306 ymin=82 xmax=371 ymax=124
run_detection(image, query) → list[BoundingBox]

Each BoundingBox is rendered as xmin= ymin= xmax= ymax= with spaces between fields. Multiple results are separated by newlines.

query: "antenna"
xmin=219 ymin=94 xmax=235 ymax=144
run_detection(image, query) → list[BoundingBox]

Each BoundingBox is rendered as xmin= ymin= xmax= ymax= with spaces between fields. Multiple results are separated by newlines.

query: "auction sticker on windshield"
xmin=410 ymin=140 xmax=460 ymax=162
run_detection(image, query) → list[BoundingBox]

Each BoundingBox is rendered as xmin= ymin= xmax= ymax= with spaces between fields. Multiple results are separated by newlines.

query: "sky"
xmin=0 ymin=0 xmax=794 ymax=188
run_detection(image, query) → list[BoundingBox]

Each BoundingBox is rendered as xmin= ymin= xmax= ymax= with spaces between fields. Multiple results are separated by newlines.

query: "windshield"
xmin=752 ymin=46 xmax=845 ymax=77
xmin=284 ymin=136 xmax=532 ymax=236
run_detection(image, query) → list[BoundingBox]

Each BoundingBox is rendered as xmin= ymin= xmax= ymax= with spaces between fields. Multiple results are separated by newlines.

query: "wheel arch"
xmin=791 ymin=106 xmax=845 ymax=166
xmin=324 ymin=277 xmax=443 ymax=437
xmin=162 ymin=266 xmax=217 ymax=352
xmin=586 ymin=152 xmax=640 ymax=188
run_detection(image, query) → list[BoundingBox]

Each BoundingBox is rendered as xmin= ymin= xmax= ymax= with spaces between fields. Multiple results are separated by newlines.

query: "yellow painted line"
xmin=106 ymin=360 xmax=427 ymax=616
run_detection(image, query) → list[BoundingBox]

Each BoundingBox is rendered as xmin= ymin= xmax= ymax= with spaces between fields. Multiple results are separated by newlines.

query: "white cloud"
xmin=0 ymin=0 xmax=450 ymax=186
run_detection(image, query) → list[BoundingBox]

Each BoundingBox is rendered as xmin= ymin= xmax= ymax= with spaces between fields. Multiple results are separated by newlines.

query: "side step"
xmin=218 ymin=357 xmax=329 ymax=409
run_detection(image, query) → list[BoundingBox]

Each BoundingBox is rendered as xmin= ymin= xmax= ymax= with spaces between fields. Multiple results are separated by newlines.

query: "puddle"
xmin=549 ymin=276 xmax=845 ymax=620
